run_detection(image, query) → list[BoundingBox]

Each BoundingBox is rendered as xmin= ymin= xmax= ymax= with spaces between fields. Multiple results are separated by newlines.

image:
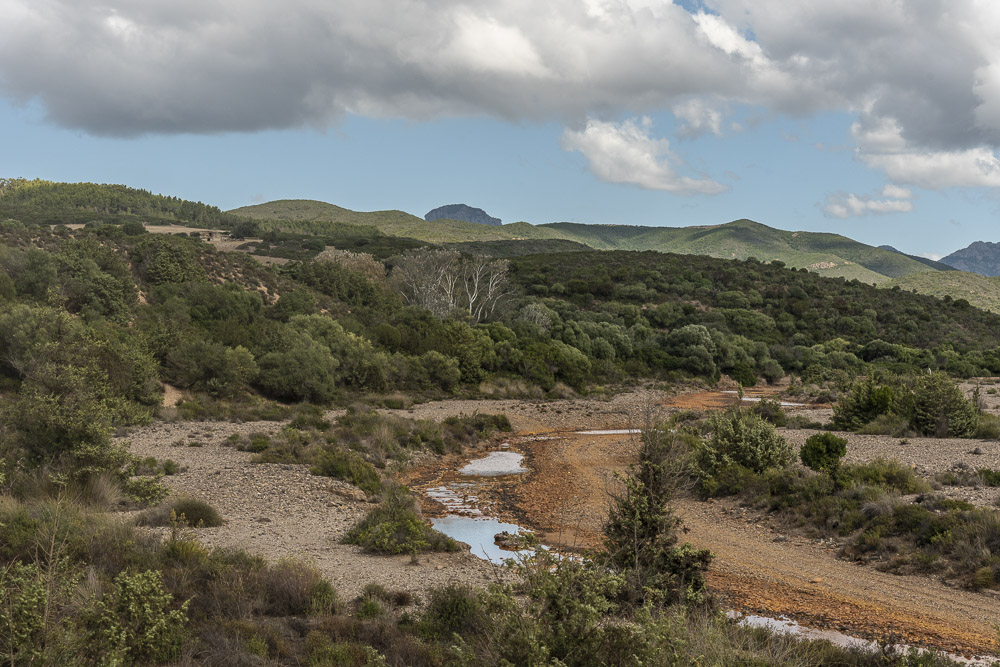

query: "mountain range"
xmin=232 ymin=200 xmax=944 ymax=284
xmin=4 ymin=181 xmax=999 ymax=309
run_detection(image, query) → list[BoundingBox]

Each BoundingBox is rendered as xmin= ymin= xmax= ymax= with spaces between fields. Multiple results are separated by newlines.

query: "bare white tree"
xmin=461 ymin=255 xmax=514 ymax=323
xmin=389 ymin=248 xmax=513 ymax=322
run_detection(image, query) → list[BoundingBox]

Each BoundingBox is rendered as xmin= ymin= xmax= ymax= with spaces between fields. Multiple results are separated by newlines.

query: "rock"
xmin=773 ymin=534 xmax=788 ymax=543
xmin=972 ymin=447 xmax=984 ymax=455
xmin=494 ymin=530 xmax=537 ymax=551
xmin=331 ymin=485 xmax=367 ymax=503
xmin=424 ymin=204 xmax=501 ymax=226
xmin=810 ymin=577 xmax=823 ymax=584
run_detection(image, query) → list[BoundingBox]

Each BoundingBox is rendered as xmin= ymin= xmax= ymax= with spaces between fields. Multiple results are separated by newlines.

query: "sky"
xmin=2 ymin=1 xmax=1000 ymax=258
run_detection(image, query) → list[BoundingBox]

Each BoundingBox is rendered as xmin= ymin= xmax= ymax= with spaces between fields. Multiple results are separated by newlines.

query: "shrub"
xmin=343 ymin=486 xmax=458 ymax=555
xmin=978 ymin=468 xmax=1000 ymax=487
xmin=800 ymin=433 xmax=847 ymax=472
xmin=697 ymin=408 xmax=792 ymax=479
xmin=911 ymin=373 xmax=979 ymax=437
xmin=123 ymin=475 xmax=169 ymax=506
xmin=831 ymin=377 xmax=895 ymax=431
xmin=749 ymin=397 xmax=786 ymax=426
xmin=418 ymin=584 xmax=486 ymax=640
xmin=974 ymin=413 xmax=1000 ymax=440
xmin=841 ymin=459 xmax=931 ymax=494
xmin=857 ymin=413 xmax=911 ymax=437
xmin=604 ymin=426 xmax=711 ymax=606
xmin=259 ymin=559 xmax=340 ymax=616
xmin=81 ymin=570 xmax=189 ymax=665
xmin=137 ymin=497 xmax=224 ymax=528
xmin=311 ymin=448 xmax=382 ymax=495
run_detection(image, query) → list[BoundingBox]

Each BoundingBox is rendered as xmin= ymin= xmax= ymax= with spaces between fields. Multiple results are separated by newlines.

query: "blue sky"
xmin=3 ymin=1 xmax=1000 ymax=258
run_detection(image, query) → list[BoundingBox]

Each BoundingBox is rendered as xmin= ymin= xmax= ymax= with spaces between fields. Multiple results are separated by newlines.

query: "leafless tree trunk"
xmin=389 ymin=249 xmax=513 ymax=323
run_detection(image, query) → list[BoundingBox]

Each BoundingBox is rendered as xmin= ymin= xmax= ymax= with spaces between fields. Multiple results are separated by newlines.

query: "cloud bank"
xmin=4 ymin=1 xmax=1000 ymax=190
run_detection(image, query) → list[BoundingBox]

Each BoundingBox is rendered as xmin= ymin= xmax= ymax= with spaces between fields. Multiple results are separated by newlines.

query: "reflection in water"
xmin=431 ymin=516 xmax=537 ymax=562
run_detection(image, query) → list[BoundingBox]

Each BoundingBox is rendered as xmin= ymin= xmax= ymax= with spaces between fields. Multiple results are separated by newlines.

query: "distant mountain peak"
xmin=879 ymin=244 xmax=901 ymax=253
xmin=941 ymin=240 xmax=1000 ymax=276
xmin=425 ymin=204 xmax=501 ymax=226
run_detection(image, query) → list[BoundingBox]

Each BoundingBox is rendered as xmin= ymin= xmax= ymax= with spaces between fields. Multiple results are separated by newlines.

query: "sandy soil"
xmin=122 ymin=420 xmax=502 ymax=602
xmin=123 ymin=384 xmax=1000 ymax=657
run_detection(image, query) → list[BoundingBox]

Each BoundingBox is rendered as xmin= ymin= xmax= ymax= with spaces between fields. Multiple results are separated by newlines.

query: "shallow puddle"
xmin=459 ymin=451 xmax=528 ymax=476
xmin=729 ymin=612 xmax=992 ymax=665
xmin=431 ymin=516 xmax=537 ymax=562
xmin=574 ymin=429 xmax=641 ymax=435
xmin=720 ymin=391 xmax=806 ymax=407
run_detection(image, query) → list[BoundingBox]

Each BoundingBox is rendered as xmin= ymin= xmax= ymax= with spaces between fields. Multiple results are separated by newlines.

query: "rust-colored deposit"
xmin=403 ymin=389 xmax=1000 ymax=658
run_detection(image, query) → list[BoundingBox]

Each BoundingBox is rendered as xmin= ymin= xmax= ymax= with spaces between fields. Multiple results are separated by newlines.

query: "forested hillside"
xmin=886 ymin=270 xmax=1000 ymax=314
xmin=0 ymin=178 xmax=239 ymax=227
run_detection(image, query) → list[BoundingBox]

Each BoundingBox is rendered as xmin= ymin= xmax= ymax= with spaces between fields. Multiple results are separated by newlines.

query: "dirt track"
xmin=405 ymin=388 xmax=1000 ymax=658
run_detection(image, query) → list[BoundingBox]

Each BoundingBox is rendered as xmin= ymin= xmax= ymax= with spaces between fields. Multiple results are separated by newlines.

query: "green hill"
xmin=885 ymin=270 xmax=1000 ymax=313
xmin=230 ymin=199 xmax=563 ymax=244
xmin=0 ymin=178 xmax=238 ymax=228
xmin=233 ymin=202 xmax=938 ymax=283
xmin=539 ymin=220 xmax=937 ymax=284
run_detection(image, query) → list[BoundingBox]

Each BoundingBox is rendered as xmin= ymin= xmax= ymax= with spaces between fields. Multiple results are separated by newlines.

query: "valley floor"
xmin=124 ymin=385 xmax=1000 ymax=658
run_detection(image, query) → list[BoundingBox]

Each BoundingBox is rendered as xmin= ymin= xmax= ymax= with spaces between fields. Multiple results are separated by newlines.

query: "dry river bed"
xmin=124 ymin=385 xmax=1000 ymax=658
xmin=401 ymin=387 xmax=1000 ymax=660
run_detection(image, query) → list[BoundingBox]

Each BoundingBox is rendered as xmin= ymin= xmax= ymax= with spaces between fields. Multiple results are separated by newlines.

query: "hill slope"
xmin=540 ymin=219 xmax=938 ymax=284
xmin=885 ymin=270 xmax=1000 ymax=313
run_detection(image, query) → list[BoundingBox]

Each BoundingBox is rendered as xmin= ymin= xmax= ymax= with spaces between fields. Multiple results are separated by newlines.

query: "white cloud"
xmin=822 ymin=190 xmax=914 ymax=219
xmin=921 ymin=252 xmax=944 ymax=261
xmin=673 ymin=99 xmax=723 ymax=138
xmin=561 ymin=117 xmax=727 ymax=194
xmin=861 ymin=148 xmax=1000 ymax=189
xmin=880 ymin=184 xmax=912 ymax=199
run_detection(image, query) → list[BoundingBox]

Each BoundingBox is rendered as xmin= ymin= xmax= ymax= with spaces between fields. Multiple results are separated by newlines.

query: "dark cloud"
xmin=5 ymin=1 xmax=1000 ymax=188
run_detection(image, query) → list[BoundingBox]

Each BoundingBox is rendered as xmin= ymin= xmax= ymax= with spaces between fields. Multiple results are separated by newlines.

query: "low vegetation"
xmin=692 ymin=399 xmax=1000 ymax=590
xmin=343 ymin=485 xmax=458 ymax=555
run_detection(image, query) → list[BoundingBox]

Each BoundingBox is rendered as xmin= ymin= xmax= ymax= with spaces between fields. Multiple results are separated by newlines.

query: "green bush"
xmin=800 ymin=433 xmax=847 ymax=472
xmin=137 ymin=497 xmax=224 ymax=528
xmin=697 ymin=408 xmax=792 ymax=481
xmin=81 ymin=570 xmax=189 ymax=665
xmin=832 ymin=377 xmax=895 ymax=431
xmin=310 ymin=448 xmax=382 ymax=495
xmin=342 ymin=486 xmax=458 ymax=555
xmin=911 ymin=373 xmax=978 ymax=437
xmin=749 ymin=397 xmax=787 ymax=426
xmin=975 ymin=413 xmax=1000 ymax=439
xmin=123 ymin=475 xmax=169 ymax=506
xmin=418 ymin=584 xmax=486 ymax=641
xmin=857 ymin=413 xmax=911 ymax=437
